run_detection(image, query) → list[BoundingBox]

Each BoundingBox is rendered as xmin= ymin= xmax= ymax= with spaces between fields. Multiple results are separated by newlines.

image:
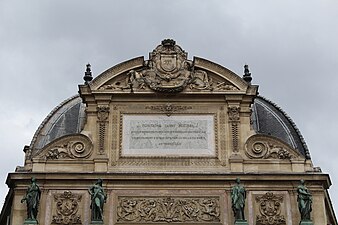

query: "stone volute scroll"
xmin=231 ymin=178 xmax=248 ymax=225
xmin=21 ymin=177 xmax=41 ymax=225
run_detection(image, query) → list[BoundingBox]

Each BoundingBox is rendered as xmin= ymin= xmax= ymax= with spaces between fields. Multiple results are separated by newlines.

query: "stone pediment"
xmin=89 ymin=39 xmax=251 ymax=94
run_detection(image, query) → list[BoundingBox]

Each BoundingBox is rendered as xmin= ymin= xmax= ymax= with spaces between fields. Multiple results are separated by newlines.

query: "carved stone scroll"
xmin=245 ymin=135 xmax=298 ymax=160
xmin=97 ymin=106 xmax=110 ymax=155
xmin=255 ymin=192 xmax=286 ymax=225
xmin=228 ymin=106 xmax=240 ymax=153
xmin=44 ymin=135 xmax=93 ymax=160
xmin=117 ymin=196 xmax=220 ymax=223
xmin=52 ymin=191 xmax=82 ymax=224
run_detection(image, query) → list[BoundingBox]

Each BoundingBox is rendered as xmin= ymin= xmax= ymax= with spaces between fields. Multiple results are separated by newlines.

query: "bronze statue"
xmin=297 ymin=180 xmax=312 ymax=221
xmin=231 ymin=178 xmax=246 ymax=221
xmin=89 ymin=179 xmax=107 ymax=222
xmin=21 ymin=177 xmax=41 ymax=222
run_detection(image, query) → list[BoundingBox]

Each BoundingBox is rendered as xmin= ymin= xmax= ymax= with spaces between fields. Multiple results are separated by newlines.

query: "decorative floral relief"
xmin=44 ymin=135 xmax=93 ymax=160
xmin=256 ymin=192 xmax=286 ymax=225
xmin=245 ymin=135 xmax=297 ymax=160
xmin=117 ymin=197 xmax=220 ymax=223
xmin=52 ymin=191 xmax=82 ymax=224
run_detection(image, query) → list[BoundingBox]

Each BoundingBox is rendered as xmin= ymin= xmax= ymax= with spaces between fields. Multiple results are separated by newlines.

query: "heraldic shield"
xmin=159 ymin=54 xmax=178 ymax=73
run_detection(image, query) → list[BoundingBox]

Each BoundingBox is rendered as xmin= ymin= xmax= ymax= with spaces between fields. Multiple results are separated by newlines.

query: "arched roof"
xmin=29 ymin=95 xmax=86 ymax=157
xmin=29 ymin=94 xmax=310 ymax=159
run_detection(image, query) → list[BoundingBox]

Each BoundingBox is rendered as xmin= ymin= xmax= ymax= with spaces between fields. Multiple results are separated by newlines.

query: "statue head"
xmin=300 ymin=179 xmax=305 ymax=185
xmin=96 ymin=179 xmax=103 ymax=186
xmin=235 ymin=178 xmax=241 ymax=184
xmin=31 ymin=177 xmax=36 ymax=183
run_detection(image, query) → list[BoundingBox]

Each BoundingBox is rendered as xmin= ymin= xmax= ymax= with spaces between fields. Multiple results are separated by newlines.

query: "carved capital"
xmin=97 ymin=106 xmax=110 ymax=122
xmin=52 ymin=191 xmax=82 ymax=224
xmin=228 ymin=106 xmax=240 ymax=122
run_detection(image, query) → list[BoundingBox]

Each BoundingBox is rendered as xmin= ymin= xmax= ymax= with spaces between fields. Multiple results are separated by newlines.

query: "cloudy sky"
xmin=1 ymin=0 xmax=337 ymax=212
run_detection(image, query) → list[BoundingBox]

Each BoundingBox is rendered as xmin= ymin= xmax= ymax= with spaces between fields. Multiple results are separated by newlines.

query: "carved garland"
xmin=255 ymin=192 xmax=286 ymax=225
xmin=97 ymin=106 xmax=110 ymax=155
xmin=228 ymin=106 xmax=240 ymax=153
xmin=52 ymin=191 xmax=82 ymax=224
xmin=117 ymin=196 xmax=220 ymax=223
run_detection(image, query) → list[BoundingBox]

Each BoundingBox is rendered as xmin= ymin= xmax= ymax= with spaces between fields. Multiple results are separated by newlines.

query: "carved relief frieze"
xmin=245 ymin=135 xmax=298 ymax=160
xmin=44 ymin=135 xmax=93 ymax=160
xmin=97 ymin=106 xmax=110 ymax=155
xmin=117 ymin=196 xmax=220 ymax=223
xmin=255 ymin=192 xmax=286 ymax=225
xmin=145 ymin=103 xmax=192 ymax=116
xmin=228 ymin=106 xmax=240 ymax=153
xmin=52 ymin=191 xmax=82 ymax=224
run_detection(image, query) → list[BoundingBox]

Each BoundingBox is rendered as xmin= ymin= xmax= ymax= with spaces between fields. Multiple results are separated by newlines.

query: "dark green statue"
xmin=21 ymin=177 xmax=41 ymax=223
xmin=297 ymin=180 xmax=312 ymax=221
xmin=231 ymin=178 xmax=246 ymax=221
xmin=89 ymin=179 xmax=107 ymax=222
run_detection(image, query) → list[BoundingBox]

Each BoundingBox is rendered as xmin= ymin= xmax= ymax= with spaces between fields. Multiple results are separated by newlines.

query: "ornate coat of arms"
xmin=126 ymin=39 xmax=213 ymax=93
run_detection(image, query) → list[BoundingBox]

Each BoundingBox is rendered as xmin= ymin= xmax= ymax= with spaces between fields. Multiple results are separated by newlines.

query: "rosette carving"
xmin=43 ymin=134 xmax=93 ymax=160
xmin=245 ymin=135 xmax=298 ymax=160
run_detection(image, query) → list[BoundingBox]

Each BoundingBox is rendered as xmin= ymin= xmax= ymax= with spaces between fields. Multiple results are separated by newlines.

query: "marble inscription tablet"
xmin=122 ymin=115 xmax=215 ymax=156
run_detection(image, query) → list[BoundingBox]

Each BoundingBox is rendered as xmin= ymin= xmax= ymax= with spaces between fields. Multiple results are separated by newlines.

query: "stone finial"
xmin=243 ymin=65 xmax=252 ymax=84
xmin=83 ymin=63 xmax=93 ymax=84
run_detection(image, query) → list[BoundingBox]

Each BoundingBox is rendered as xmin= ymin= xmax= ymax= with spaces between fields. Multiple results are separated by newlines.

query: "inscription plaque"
xmin=122 ymin=115 xmax=215 ymax=156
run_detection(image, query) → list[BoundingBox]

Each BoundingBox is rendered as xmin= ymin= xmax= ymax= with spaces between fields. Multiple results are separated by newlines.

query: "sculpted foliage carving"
xmin=52 ymin=191 xmax=82 ymax=224
xmin=117 ymin=197 xmax=220 ymax=223
xmin=255 ymin=192 xmax=286 ymax=225
xmin=245 ymin=135 xmax=297 ymax=160
xmin=44 ymin=135 xmax=93 ymax=160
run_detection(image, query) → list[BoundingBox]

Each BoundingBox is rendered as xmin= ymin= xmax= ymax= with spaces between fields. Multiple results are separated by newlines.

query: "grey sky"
xmin=1 ymin=0 xmax=338 ymax=212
